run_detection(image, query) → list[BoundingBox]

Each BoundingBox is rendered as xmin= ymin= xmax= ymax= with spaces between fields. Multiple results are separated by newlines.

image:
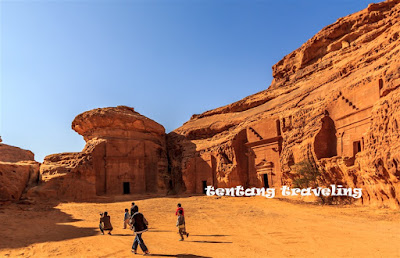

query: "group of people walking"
xmin=98 ymin=202 xmax=189 ymax=255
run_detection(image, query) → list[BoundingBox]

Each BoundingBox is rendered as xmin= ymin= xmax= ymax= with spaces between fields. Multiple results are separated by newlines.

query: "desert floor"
xmin=1 ymin=195 xmax=400 ymax=257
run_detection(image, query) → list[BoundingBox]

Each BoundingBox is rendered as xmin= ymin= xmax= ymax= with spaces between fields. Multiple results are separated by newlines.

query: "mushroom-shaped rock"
xmin=33 ymin=106 xmax=168 ymax=199
xmin=72 ymin=106 xmax=165 ymax=142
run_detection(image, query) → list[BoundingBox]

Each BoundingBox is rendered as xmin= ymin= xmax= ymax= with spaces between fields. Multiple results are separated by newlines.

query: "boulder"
xmin=0 ymin=143 xmax=34 ymax=162
xmin=0 ymin=143 xmax=39 ymax=201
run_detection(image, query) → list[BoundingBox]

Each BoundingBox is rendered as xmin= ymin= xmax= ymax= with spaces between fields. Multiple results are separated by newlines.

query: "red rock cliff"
xmin=168 ymin=0 xmax=400 ymax=208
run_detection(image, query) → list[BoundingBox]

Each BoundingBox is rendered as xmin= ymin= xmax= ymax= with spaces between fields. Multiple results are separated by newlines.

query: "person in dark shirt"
xmin=99 ymin=212 xmax=113 ymax=235
xmin=131 ymin=206 xmax=149 ymax=255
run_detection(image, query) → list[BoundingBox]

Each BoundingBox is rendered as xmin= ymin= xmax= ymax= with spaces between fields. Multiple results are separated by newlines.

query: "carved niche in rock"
xmin=246 ymin=118 xmax=282 ymax=188
xmin=316 ymin=80 xmax=381 ymax=163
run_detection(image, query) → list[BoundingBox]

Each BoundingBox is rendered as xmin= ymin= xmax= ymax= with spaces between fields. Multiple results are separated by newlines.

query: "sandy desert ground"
xmin=1 ymin=195 xmax=400 ymax=258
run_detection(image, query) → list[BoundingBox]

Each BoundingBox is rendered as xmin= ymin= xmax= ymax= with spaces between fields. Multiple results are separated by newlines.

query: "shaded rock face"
xmin=0 ymin=143 xmax=39 ymax=201
xmin=168 ymin=0 xmax=400 ymax=208
xmin=31 ymin=106 xmax=168 ymax=200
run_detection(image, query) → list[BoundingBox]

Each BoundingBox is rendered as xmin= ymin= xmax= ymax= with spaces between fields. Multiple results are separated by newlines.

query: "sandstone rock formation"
xmin=29 ymin=106 xmax=168 ymax=199
xmin=0 ymin=143 xmax=34 ymax=163
xmin=0 ymin=142 xmax=39 ymax=201
xmin=5 ymin=1 xmax=399 ymax=208
xmin=168 ymin=0 xmax=400 ymax=208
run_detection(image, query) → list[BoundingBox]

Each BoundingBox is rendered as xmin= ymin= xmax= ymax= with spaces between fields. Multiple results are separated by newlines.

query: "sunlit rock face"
xmin=5 ymin=1 xmax=400 ymax=207
xmin=0 ymin=143 xmax=39 ymax=201
xmin=0 ymin=143 xmax=34 ymax=163
xmin=168 ymin=0 xmax=400 ymax=208
xmin=30 ymin=106 xmax=168 ymax=200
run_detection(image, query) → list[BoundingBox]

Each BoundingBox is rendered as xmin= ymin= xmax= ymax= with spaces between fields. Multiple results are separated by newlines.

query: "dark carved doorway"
xmin=123 ymin=182 xmax=130 ymax=194
xmin=263 ymin=174 xmax=270 ymax=188
xmin=314 ymin=114 xmax=337 ymax=159
xmin=353 ymin=141 xmax=362 ymax=157
xmin=202 ymin=181 xmax=207 ymax=194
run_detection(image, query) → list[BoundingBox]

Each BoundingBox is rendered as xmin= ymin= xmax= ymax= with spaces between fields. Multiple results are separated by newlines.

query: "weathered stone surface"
xmin=0 ymin=161 xmax=40 ymax=201
xmin=4 ymin=1 xmax=400 ymax=208
xmin=0 ymin=142 xmax=39 ymax=201
xmin=0 ymin=143 xmax=34 ymax=162
xmin=30 ymin=106 xmax=168 ymax=199
xmin=168 ymin=0 xmax=400 ymax=208
xmin=72 ymin=106 xmax=165 ymax=141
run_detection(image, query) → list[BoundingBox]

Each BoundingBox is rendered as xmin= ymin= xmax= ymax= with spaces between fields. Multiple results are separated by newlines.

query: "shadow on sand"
xmin=149 ymin=254 xmax=212 ymax=258
xmin=149 ymin=230 xmax=174 ymax=233
xmin=111 ymin=233 xmax=133 ymax=236
xmin=0 ymin=201 xmax=98 ymax=250
xmin=190 ymin=234 xmax=229 ymax=237
xmin=189 ymin=240 xmax=233 ymax=244
xmin=0 ymin=193 xmax=198 ymax=250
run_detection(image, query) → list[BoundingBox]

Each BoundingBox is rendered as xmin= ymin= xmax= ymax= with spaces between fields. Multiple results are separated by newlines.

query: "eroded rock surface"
xmin=30 ymin=106 xmax=168 ymax=199
xmin=0 ymin=143 xmax=39 ymax=201
xmin=0 ymin=143 xmax=34 ymax=163
xmin=168 ymin=0 xmax=400 ymax=208
xmin=5 ymin=1 xmax=400 ymax=207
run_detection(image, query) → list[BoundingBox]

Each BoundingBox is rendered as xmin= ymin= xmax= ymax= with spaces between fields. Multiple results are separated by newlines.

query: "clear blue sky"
xmin=1 ymin=0 xmax=378 ymax=161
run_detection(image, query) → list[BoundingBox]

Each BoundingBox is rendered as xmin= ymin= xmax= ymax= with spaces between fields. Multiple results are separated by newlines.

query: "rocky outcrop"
xmin=30 ymin=106 xmax=168 ymax=200
xmin=0 ymin=143 xmax=34 ymax=163
xmin=168 ymin=0 xmax=400 ymax=208
xmin=0 ymin=143 xmax=39 ymax=201
xmin=72 ymin=106 xmax=165 ymax=141
xmin=317 ymin=89 xmax=400 ymax=208
xmin=4 ymin=1 xmax=400 ymax=207
xmin=29 ymin=141 xmax=102 ymax=199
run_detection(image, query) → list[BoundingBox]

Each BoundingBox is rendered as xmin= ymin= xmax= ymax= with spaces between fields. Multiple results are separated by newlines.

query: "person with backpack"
xmin=130 ymin=206 xmax=150 ymax=255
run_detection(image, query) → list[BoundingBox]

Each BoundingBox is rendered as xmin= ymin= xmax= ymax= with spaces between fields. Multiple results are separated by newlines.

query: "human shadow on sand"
xmin=190 ymin=234 xmax=229 ymax=237
xmin=189 ymin=240 xmax=233 ymax=244
xmin=148 ymin=254 xmax=212 ymax=258
xmin=111 ymin=233 xmax=133 ymax=236
xmin=148 ymin=229 xmax=174 ymax=233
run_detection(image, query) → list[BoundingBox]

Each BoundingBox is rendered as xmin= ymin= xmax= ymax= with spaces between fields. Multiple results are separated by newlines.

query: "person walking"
xmin=123 ymin=208 xmax=130 ymax=229
xmin=176 ymin=209 xmax=189 ymax=241
xmin=131 ymin=206 xmax=150 ymax=255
